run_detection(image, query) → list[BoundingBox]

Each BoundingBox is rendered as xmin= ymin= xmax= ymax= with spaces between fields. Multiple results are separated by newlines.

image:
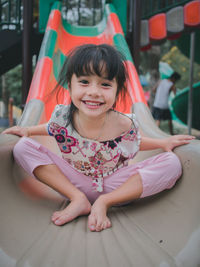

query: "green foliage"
xmin=0 ymin=65 xmax=22 ymax=107
xmin=140 ymin=40 xmax=200 ymax=90
xmin=161 ymin=46 xmax=200 ymax=89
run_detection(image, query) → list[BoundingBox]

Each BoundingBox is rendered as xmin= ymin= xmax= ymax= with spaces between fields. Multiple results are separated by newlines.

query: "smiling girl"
xmin=2 ymin=44 xmax=195 ymax=232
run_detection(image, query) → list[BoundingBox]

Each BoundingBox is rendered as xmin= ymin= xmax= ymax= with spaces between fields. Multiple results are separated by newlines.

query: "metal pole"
xmin=128 ymin=0 xmax=133 ymax=35
xmin=126 ymin=0 xmax=133 ymax=52
xmin=187 ymin=31 xmax=195 ymax=135
xmin=93 ymin=0 xmax=96 ymax=26
xmin=78 ymin=0 xmax=81 ymax=25
xmin=132 ymin=0 xmax=141 ymax=72
xmin=22 ymin=0 xmax=33 ymax=106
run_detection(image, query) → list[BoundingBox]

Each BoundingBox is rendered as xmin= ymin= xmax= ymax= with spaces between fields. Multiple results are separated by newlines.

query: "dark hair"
xmin=170 ymin=72 xmax=181 ymax=81
xmin=54 ymin=44 xmax=128 ymax=127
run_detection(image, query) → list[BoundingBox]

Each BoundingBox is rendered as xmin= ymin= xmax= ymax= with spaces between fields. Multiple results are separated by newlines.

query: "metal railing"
xmin=0 ymin=0 xmax=22 ymax=31
xmin=0 ymin=0 xmax=105 ymax=33
xmin=62 ymin=0 xmax=105 ymax=26
xmin=0 ymin=0 xmax=193 ymax=31
xmin=141 ymin=0 xmax=191 ymax=19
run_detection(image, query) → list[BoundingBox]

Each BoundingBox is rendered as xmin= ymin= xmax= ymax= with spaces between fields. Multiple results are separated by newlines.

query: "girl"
xmin=2 ymin=44 xmax=194 ymax=232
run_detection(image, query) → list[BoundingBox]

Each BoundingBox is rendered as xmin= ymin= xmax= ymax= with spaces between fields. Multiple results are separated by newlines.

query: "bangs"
xmin=78 ymin=60 xmax=110 ymax=80
xmin=66 ymin=44 xmax=125 ymax=81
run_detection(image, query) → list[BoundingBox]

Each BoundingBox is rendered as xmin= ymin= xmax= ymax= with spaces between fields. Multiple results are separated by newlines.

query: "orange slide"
xmin=26 ymin=1 xmax=146 ymax=123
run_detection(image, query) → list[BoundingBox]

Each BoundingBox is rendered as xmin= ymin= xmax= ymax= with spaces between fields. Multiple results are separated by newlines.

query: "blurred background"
xmin=0 ymin=0 xmax=200 ymax=136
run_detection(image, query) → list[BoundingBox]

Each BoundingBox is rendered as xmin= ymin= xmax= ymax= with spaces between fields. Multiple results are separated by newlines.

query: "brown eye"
xmin=102 ymin=83 xmax=111 ymax=87
xmin=79 ymin=80 xmax=89 ymax=85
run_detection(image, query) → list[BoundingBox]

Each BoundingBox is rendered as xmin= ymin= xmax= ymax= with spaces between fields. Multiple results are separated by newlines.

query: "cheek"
xmin=106 ymin=91 xmax=117 ymax=106
xmin=111 ymin=87 xmax=118 ymax=100
xmin=69 ymin=86 xmax=77 ymax=98
xmin=69 ymin=90 xmax=82 ymax=106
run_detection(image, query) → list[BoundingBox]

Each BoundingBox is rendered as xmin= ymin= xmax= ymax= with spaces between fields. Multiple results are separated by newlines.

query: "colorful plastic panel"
xmin=140 ymin=20 xmax=149 ymax=47
xmin=166 ymin=6 xmax=184 ymax=33
xmin=184 ymin=0 xmax=200 ymax=26
xmin=149 ymin=14 xmax=167 ymax=40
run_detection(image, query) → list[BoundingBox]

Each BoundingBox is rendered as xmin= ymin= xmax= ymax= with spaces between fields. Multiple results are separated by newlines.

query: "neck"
xmin=75 ymin=111 xmax=109 ymax=140
xmin=80 ymin=111 xmax=106 ymax=125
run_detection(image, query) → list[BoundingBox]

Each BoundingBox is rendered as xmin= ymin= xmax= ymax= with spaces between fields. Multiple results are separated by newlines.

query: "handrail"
xmin=0 ymin=0 xmax=22 ymax=31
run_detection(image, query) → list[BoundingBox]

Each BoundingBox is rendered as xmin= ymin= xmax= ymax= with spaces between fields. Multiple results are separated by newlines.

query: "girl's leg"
xmin=33 ymin=164 xmax=91 ymax=225
xmin=13 ymin=137 xmax=91 ymax=226
xmin=88 ymin=152 xmax=182 ymax=232
xmin=88 ymin=173 xmax=143 ymax=232
xmin=156 ymin=120 xmax=161 ymax=127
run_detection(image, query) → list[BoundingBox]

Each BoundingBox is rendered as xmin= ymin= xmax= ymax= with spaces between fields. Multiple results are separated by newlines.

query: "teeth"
xmin=84 ymin=101 xmax=101 ymax=106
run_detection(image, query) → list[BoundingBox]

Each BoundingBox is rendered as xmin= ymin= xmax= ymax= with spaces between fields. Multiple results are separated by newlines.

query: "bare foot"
xmin=52 ymin=194 xmax=91 ymax=226
xmin=88 ymin=196 xmax=111 ymax=232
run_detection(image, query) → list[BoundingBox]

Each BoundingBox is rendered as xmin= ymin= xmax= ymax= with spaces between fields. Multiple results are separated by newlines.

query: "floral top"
xmin=47 ymin=105 xmax=141 ymax=192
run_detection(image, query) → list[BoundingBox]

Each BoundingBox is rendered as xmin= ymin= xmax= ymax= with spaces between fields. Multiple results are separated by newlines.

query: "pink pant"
xmin=13 ymin=137 xmax=182 ymax=203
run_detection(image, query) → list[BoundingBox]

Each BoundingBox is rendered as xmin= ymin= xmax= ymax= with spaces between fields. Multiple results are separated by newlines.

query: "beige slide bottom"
xmin=0 ymin=102 xmax=200 ymax=267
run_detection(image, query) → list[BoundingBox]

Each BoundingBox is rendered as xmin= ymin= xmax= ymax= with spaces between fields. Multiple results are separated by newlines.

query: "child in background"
xmin=2 ymin=44 xmax=194 ymax=232
xmin=152 ymin=72 xmax=181 ymax=135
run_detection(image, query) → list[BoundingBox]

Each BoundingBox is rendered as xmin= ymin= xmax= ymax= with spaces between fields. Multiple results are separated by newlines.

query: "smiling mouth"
xmin=82 ymin=100 xmax=104 ymax=106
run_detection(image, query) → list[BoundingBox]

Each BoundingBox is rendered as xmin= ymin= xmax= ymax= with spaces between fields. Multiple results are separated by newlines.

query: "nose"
xmin=87 ymin=83 xmax=100 ymax=96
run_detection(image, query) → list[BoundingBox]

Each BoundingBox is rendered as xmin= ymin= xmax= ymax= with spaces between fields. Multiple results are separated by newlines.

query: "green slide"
xmin=171 ymin=82 xmax=200 ymax=130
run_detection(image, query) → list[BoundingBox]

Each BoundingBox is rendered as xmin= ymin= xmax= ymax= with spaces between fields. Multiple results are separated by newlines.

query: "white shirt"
xmin=153 ymin=79 xmax=173 ymax=109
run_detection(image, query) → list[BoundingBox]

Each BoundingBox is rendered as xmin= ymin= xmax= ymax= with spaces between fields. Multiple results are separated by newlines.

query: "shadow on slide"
xmin=0 ymin=2 xmax=200 ymax=266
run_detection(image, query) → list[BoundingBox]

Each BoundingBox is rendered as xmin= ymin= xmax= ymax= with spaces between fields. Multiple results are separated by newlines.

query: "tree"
xmin=0 ymin=64 xmax=22 ymax=118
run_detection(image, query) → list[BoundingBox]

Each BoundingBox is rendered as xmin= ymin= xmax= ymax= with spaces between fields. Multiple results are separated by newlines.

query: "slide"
xmin=171 ymin=82 xmax=200 ymax=131
xmin=1 ymin=2 xmax=200 ymax=266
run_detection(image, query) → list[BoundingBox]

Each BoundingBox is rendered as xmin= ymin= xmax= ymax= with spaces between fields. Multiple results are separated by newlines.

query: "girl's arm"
xmin=2 ymin=124 xmax=48 ymax=137
xmin=140 ymin=135 xmax=195 ymax=152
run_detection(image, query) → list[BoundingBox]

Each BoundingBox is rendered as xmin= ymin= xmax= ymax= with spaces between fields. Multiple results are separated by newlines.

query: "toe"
xmin=54 ymin=215 xmax=69 ymax=226
xmin=101 ymin=219 xmax=111 ymax=230
xmin=51 ymin=212 xmax=60 ymax=222
xmin=88 ymin=214 xmax=97 ymax=231
xmin=54 ymin=219 xmax=62 ymax=225
xmin=106 ymin=219 xmax=112 ymax=229
xmin=102 ymin=221 xmax=108 ymax=230
xmin=95 ymin=219 xmax=103 ymax=232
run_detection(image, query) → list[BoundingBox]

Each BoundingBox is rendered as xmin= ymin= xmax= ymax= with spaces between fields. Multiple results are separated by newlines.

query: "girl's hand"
xmin=2 ymin=126 xmax=29 ymax=137
xmin=162 ymin=135 xmax=195 ymax=152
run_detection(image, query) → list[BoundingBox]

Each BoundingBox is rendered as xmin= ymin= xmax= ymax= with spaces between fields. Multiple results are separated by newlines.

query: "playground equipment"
xmin=171 ymin=82 xmax=200 ymax=130
xmin=0 ymin=1 xmax=200 ymax=266
xmin=140 ymin=0 xmax=200 ymax=50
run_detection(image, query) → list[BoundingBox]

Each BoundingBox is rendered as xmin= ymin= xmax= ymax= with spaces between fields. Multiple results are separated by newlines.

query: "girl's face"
xmin=69 ymin=73 xmax=118 ymax=118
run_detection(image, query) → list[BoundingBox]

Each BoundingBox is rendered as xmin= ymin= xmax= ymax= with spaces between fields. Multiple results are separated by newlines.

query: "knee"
xmin=165 ymin=152 xmax=182 ymax=179
xmin=13 ymin=137 xmax=30 ymax=161
xmin=166 ymin=152 xmax=181 ymax=168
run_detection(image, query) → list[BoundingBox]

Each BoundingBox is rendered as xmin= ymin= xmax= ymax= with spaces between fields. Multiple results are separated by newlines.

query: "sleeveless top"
xmin=153 ymin=79 xmax=173 ymax=109
xmin=47 ymin=105 xmax=141 ymax=192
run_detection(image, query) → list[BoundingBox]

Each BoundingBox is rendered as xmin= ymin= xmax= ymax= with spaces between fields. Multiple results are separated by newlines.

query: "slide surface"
xmin=1 ymin=2 xmax=200 ymax=266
